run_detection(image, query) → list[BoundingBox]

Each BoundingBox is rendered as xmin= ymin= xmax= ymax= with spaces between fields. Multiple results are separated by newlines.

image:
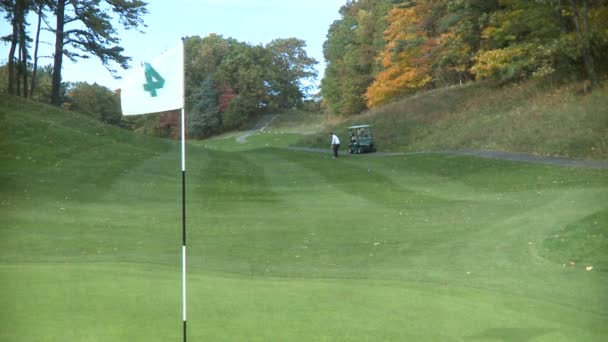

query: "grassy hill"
xmin=295 ymin=81 xmax=608 ymax=160
xmin=1 ymin=94 xmax=607 ymax=341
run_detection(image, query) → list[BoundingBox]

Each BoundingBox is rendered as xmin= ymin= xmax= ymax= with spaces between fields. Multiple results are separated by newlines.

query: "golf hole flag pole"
xmin=120 ymin=39 xmax=188 ymax=342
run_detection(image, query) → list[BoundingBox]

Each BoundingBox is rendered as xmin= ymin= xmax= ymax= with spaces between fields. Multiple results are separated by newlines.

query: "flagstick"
xmin=179 ymin=37 xmax=187 ymax=342
xmin=181 ymin=106 xmax=187 ymax=342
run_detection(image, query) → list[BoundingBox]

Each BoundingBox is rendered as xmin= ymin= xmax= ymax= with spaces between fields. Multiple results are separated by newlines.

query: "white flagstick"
xmin=180 ymin=38 xmax=187 ymax=342
xmin=181 ymin=105 xmax=187 ymax=341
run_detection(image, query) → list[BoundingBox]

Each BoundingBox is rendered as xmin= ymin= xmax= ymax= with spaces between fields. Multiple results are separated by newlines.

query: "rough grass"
xmin=1 ymin=95 xmax=607 ymax=341
xmin=299 ymin=81 xmax=608 ymax=160
xmin=263 ymin=109 xmax=326 ymax=134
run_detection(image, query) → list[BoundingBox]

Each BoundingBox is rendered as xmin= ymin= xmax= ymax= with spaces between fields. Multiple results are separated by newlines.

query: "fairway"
xmin=1 ymin=101 xmax=608 ymax=341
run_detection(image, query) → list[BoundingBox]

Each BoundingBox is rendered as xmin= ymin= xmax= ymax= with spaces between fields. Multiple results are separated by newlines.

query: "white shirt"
xmin=331 ymin=134 xmax=340 ymax=145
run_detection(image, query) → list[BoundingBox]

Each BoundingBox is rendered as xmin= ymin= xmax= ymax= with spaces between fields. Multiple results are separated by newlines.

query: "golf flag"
xmin=120 ymin=40 xmax=188 ymax=342
xmin=121 ymin=40 xmax=184 ymax=115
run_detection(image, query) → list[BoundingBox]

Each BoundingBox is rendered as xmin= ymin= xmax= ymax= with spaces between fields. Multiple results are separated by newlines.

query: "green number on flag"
xmin=143 ymin=63 xmax=165 ymax=97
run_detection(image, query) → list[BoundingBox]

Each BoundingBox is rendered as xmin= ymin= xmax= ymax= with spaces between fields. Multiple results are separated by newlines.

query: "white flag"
xmin=121 ymin=41 xmax=184 ymax=115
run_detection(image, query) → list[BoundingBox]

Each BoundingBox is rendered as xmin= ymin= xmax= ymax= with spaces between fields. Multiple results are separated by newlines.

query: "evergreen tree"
xmin=188 ymin=76 xmax=221 ymax=138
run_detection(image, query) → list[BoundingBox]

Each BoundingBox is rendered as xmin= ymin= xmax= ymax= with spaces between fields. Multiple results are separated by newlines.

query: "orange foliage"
xmin=365 ymin=4 xmax=434 ymax=107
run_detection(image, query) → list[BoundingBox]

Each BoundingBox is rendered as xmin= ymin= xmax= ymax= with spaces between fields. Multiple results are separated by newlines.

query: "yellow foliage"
xmin=470 ymin=47 xmax=524 ymax=79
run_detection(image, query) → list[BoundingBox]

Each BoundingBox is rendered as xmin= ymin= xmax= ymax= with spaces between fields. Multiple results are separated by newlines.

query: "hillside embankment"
xmin=292 ymin=81 xmax=608 ymax=161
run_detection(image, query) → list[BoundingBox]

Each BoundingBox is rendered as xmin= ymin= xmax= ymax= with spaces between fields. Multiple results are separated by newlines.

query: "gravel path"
xmin=286 ymin=147 xmax=608 ymax=169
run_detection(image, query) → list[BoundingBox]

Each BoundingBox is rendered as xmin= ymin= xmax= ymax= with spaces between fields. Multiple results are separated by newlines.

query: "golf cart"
xmin=348 ymin=125 xmax=376 ymax=154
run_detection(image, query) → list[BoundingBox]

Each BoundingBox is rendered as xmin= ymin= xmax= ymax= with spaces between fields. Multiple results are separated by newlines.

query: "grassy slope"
xmin=1 ymin=95 xmax=607 ymax=341
xmin=297 ymin=81 xmax=608 ymax=160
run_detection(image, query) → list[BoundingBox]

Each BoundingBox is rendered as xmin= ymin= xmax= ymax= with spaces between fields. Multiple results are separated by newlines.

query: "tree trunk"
xmin=51 ymin=0 xmax=65 ymax=105
xmin=30 ymin=3 xmax=44 ymax=98
xmin=19 ymin=11 xmax=28 ymax=98
xmin=568 ymin=0 xmax=599 ymax=87
xmin=580 ymin=0 xmax=598 ymax=87
xmin=7 ymin=10 xmax=19 ymax=95
xmin=16 ymin=43 xmax=21 ymax=96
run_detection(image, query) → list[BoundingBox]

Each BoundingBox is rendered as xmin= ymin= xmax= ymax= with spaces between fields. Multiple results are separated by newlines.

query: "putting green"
xmin=1 ymin=108 xmax=607 ymax=341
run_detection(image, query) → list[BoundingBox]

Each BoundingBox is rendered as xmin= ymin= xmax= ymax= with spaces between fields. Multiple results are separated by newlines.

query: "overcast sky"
xmin=0 ymin=0 xmax=346 ymax=90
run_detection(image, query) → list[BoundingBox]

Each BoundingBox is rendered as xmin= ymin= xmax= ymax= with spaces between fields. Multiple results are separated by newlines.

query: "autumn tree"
xmin=430 ymin=0 xmax=498 ymax=86
xmin=321 ymin=0 xmax=392 ymax=115
xmin=365 ymin=1 xmax=436 ymax=107
xmin=184 ymin=34 xmax=235 ymax=102
xmin=471 ymin=0 xmax=608 ymax=85
xmin=216 ymin=42 xmax=268 ymax=129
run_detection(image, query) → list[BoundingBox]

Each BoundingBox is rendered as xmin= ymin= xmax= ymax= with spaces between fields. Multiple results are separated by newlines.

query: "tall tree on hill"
xmin=365 ymin=1 xmax=436 ymax=107
xmin=216 ymin=42 xmax=269 ymax=129
xmin=49 ymin=0 xmax=148 ymax=105
xmin=321 ymin=0 xmax=392 ymax=115
xmin=184 ymin=34 xmax=235 ymax=103
xmin=29 ymin=0 xmax=48 ymax=98
xmin=470 ymin=0 xmax=608 ymax=85
xmin=188 ymin=76 xmax=221 ymax=138
xmin=431 ymin=0 xmax=498 ymax=86
xmin=265 ymin=37 xmax=318 ymax=109
xmin=567 ymin=0 xmax=600 ymax=87
xmin=1 ymin=0 xmax=31 ymax=96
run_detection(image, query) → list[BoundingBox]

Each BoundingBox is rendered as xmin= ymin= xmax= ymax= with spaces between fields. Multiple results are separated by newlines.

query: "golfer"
xmin=329 ymin=132 xmax=341 ymax=158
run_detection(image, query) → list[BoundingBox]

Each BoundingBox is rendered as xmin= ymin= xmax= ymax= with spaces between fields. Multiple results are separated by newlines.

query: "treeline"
xmin=183 ymin=34 xmax=318 ymax=138
xmin=1 ymin=0 xmax=147 ymax=105
xmin=322 ymin=0 xmax=608 ymax=115
xmin=1 ymin=1 xmax=318 ymax=139
xmin=0 ymin=33 xmax=319 ymax=138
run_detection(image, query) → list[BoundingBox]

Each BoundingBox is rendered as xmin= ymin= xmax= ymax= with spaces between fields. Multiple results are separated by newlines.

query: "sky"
xmin=0 ymin=0 xmax=346 ymax=90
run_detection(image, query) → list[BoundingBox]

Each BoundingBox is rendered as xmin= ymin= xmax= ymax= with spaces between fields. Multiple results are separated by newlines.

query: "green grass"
xmin=1 ymin=95 xmax=608 ymax=341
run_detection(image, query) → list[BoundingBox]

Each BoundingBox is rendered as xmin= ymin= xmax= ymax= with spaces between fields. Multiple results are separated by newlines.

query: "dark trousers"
xmin=332 ymin=144 xmax=340 ymax=158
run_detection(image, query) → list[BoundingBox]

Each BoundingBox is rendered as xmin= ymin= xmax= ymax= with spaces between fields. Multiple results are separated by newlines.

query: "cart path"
xmin=236 ymin=114 xmax=279 ymax=144
xmin=287 ymin=147 xmax=608 ymax=169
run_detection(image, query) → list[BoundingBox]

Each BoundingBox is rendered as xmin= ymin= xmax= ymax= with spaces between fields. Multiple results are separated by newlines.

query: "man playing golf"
xmin=329 ymin=132 xmax=340 ymax=158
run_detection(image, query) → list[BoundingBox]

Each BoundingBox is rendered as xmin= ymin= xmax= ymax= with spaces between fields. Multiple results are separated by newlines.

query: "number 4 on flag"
xmin=143 ymin=62 xmax=165 ymax=97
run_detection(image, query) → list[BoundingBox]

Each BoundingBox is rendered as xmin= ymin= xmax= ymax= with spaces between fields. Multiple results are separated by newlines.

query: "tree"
xmin=265 ymin=37 xmax=318 ymax=109
xmin=431 ymin=0 xmax=498 ymax=86
xmin=67 ymin=81 xmax=121 ymax=124
xmin=216 ymin=42 xmax=269 ymax=129
xmin=321 ymin=0 xmax=392 ymax=115
xmin=49 ymin=0 xmax=148 ymax=105
xmin=1 ymin=0 xmax=31 ymax=96
xmin=29 ymin=0 xmax=47 ymax=98
xmin=184 ymin=34 xmax=235 ymax=102
xmin=567 ymin=0 xmax=600 ymax=87
xmin=188 ymin=76 xmax=221 ymax=138
xmin=469 ymin=0 xmax=608 ymax=85
xmin=365 ymin=1 xmax=435 ymax=107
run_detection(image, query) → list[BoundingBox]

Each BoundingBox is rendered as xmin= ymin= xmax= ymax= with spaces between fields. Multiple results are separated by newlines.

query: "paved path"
xmin=236 ymin=114 xmax=278 ymax=144
xmin=287 ymin=147 xmax=608 ymax=169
